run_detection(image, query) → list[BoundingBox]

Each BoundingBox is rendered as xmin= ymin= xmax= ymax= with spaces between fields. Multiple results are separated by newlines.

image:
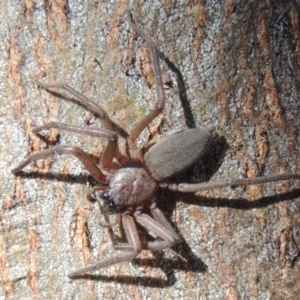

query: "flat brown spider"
xmin=12 ymin=12 xmax=300 ymax=278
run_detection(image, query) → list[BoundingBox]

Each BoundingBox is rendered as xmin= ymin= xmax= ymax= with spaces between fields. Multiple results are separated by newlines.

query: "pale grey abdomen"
xmin=144 ymin=128 xmax=215 ymax=181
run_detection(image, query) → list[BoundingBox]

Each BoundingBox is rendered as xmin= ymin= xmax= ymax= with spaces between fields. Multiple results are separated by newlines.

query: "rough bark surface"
xmin=1 ymin=1 xmax=300 ymax=299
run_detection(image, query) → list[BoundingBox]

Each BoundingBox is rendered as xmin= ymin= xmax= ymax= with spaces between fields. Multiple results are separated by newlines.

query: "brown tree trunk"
xmin=1 ymin=1 xmax=300 ymax=299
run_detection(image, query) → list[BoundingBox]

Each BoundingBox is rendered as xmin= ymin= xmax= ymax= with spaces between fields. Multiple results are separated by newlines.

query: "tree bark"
xmin=1 ymin=1 xmax=300 ymax=299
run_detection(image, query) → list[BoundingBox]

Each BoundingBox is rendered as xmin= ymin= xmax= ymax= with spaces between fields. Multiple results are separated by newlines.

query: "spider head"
xmin=101 ymin=190 xmax=123 ymax=213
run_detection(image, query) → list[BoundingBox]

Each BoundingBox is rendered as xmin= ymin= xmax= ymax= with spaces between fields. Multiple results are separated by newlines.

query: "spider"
xmin=12 ymin=12 xmax=300 ymax=278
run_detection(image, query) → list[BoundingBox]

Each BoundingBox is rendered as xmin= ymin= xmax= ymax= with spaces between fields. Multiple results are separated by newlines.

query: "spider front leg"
xmin=12 ymin=111 xmax=120 ymax=180
xmin=35 ymin=80 xmax=120 ymax=169
xmin=33 ymin=122 xmax=119 ymax=170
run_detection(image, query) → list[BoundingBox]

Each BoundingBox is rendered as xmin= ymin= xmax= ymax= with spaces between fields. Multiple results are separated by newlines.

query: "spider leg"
xmin=68 ymin=213 xmax=141 ymax=277
xmin=33 ymin=122 xmax=118 ymax=169
xmin=35 ymin=80 xmax=119 ymax=169
xmin=34 ymin=122 xmax=116 ymax=140
xmin=161 ymin=173 xmax=300 ymax=193
xmin=106 ymin=200 xmax=181 ymax=251
xmin=110 ymin=211 xmax=181 ymax=251
xmin=35 ymin=81 xmax=112 ymax=126
xmin=135 ymin=211 xmax=180 ymax=251
xmin=11 ymin=145 xmax=105 ymax=182
xmin=126 ymin=12 xmax=166 ymax=153
xmin=149 ymin=201 xmax=179 ymax=241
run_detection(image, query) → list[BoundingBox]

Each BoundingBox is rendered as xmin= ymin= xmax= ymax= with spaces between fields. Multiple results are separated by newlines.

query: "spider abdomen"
xmin=103 ymin=165 xmax=157 ymax=210
xmin=144 ymin=128 xmax=215 ymax=181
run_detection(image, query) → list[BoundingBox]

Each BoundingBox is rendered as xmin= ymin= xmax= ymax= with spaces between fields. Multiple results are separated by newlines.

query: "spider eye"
xmin=101 ymin=191 xmax=122 ymax=213
xmin=102 ymin=192 xmax=115 ymax=207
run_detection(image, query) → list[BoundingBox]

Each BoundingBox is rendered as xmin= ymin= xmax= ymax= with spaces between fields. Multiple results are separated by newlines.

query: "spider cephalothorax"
xmin=101 ymin=164 xmax=157 ymax=212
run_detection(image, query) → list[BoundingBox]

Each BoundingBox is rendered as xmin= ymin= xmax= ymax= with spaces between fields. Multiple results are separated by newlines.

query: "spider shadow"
xmin=158 ymin=50 xmax=196 ymax=129
xmin=72 ymin=246 xmax=206 ymax=287
xmin=182 ymin=188 xmax=300 ymax=210
xmin=13 ymin=170 xmax=97 ymax=186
